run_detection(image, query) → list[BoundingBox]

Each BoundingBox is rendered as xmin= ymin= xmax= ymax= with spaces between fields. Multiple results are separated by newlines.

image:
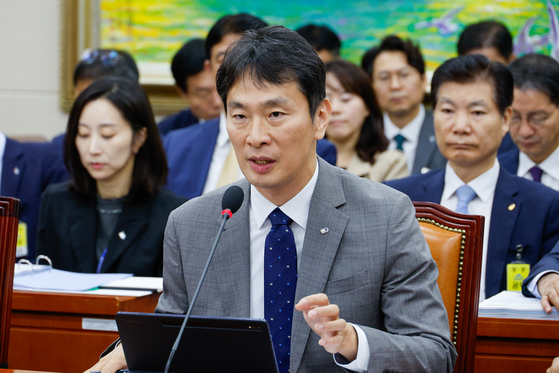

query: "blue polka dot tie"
xmin=265 ymin=208 xmax=297 ymax=373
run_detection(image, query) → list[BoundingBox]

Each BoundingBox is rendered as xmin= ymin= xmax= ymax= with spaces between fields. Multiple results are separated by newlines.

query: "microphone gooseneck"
xmin=164 ymin=185 xmax=245 ymax=373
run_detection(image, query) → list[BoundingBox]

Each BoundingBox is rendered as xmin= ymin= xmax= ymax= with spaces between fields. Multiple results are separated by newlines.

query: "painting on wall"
xmin=99 ymin=0 xmax=559 ymax=83
xmin=60 ymin=0 xmax=559 ymax=114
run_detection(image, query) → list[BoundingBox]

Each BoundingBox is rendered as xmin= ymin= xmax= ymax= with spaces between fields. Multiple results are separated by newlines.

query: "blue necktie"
xmin=455 ymin=185 xmax=477 ymax=214
xmin=394 ymin=134 xmax=406 ymax=151
xmin=265 ymin=208 xmax=297 ymax=373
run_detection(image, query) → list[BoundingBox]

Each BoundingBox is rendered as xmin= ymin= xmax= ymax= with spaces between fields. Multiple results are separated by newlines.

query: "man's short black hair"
xmin=216 ymin=25 xmax=325 ymax=120
xmin=457 ymin=20 xmax=513 ymax=60
xmin=509 ymin=53 xmax=559 ymax=106
xmin=365 ymin=35 xmax=425 ymax=77
xmin=171 ymin=38 xmax=206 ymax=93
xmin=431 ymin=54 xmax=513 ymax=116
xmin=73 ymin=49 xmax=139 ymax=85
xmin=205 ymin=13 xmax=268 ymax=60
xmin=295 ymin=23 xmax=341 ymax=56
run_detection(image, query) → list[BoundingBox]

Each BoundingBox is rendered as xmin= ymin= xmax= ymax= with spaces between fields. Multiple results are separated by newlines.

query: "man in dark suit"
xmin=368 ymin=35 xmax=446 ymax=174
xmin=163 ymin=14 xmax=336 ymax=199
xmin=499 ymin=54 xmax=559 ymax=191
xmin=89 ymin=25 xmax=455 ymax=373
xmin=386 ymin=55 xmax=559 ymax=300
xmin=3 ymin=136 xmax=68 ymax=259
xmin=158 ymin=38 xmax=222 ymax=136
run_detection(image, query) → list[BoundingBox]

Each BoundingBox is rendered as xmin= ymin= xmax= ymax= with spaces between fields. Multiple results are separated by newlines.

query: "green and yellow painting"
xmin=99 ymin=0 xmax=559 ymax=81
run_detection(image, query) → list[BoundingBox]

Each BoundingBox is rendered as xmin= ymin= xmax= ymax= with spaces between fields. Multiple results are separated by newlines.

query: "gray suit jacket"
xmin=412 ymin=110 xmax=447 ymax=174
xmin=156 ymin=158 xmax=456 ymax=372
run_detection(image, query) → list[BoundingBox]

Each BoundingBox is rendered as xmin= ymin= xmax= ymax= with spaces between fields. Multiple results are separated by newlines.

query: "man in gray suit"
xmin=88 ymin=26 xmax=456 ymax=373
xmin=368 ymin=35 xmax=447 ymax=174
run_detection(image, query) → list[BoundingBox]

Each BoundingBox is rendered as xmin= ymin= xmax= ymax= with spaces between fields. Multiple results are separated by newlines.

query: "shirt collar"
xmin=216 ymin=111 xmax=229 ymax=147
xmin=518 ymin=147 xmax=559 ymax=181
xmin=250 ymin=160 xmax=319 ymax=230
xmin=442 ymin=159 xmax=500 ymax=203
xmin=383 ymin=104 xmax=425 ymax=141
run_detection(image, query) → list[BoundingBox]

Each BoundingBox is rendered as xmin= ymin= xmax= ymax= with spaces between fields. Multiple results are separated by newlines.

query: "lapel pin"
xmin=429 ymin=135 xmax=436 ymax=143
xmin=508 ymin=204 xmax=516 ymax=211
xmin=420 ymin=167 xmax=431 ymax=174
xmin=320 ymin=227 xmax=329 ymax=235
xmin=13 ymin=167 xmax=20 ymax=175
xmin=118 ymin=231 xmax=126 ymax=240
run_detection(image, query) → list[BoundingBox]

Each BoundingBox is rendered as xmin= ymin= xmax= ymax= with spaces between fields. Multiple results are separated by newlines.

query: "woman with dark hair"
xmin=37 ymin=77 xmax=186 ymax=276
xmin=325 ymin=59 xmax=408 ymax=181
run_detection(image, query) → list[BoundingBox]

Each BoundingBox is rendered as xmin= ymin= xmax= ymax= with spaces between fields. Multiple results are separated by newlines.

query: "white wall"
xmin=0 ymin=0 xmax=68 ymax=141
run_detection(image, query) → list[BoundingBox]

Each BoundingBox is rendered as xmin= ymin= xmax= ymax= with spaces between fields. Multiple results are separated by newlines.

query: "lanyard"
xmin=96 ymin=247 xmax=108 ymax=274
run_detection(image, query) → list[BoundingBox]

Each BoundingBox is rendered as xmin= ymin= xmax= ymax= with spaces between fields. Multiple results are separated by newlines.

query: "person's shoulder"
xmin=154 ymin=188 xmax=188 ymax=207
xmin=505 ymin=170 xmax=559 ymax=201
xmin=164 ymin=117 xmax=219 ymax=147
xmin=384 ymin=169 xmax=436 ymax=189
xmin=327 ymin=162 xmax=408 ymax=204
xmin=375 ymin=149 xmax=407 ymax=164
xmin=41 ymin=180 xmax=77 ymax=206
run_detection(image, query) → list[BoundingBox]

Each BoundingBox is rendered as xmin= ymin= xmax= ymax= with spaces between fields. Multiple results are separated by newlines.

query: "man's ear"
xmin=314 ymin=99 xmax=331 ymax=141
xmin=501 ymin=106 xmax=512 ymax=137
xmin=421 ymin=73 xmax=428 ymax=92
xmin=204 ymin=59 xmax=212 ymax=72
xmin=174 ymin=84 xmax=189 ymax=101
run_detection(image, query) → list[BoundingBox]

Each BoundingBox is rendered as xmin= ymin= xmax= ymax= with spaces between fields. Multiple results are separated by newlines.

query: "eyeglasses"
xmin=510 ymin=109 xmax=558 ymax=128
xmin=80 ymin=49 xmax=120 ymax=66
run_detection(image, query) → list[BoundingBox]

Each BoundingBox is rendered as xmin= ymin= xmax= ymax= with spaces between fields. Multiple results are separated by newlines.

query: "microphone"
xmin=164 ymin=185 xmax=244 ymax=373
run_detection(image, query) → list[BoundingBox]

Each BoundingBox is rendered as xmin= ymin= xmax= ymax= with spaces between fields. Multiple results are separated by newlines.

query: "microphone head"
xmin=221 ymin=185 xmax=244 ymax=215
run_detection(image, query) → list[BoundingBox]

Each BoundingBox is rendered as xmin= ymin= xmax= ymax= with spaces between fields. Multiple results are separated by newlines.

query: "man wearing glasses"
xmin=500 ymin=53 xmax=559 ymax=191
xmin=368 ymin=35 xmax=446 ymax=174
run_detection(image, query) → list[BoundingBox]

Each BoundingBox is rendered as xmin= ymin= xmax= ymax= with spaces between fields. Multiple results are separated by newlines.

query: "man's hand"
xmin=547 ymin=356 xmax=559 ymax=373
xmin=295 ymin=293 xmax=358 ymax=362
xmin=537 ymin=273 xmax=559 ymax=313
xmin=83 ymin=343 xmax=127 ymax=373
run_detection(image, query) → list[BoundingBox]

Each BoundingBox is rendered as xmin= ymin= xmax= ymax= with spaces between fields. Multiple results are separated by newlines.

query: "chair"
xmin=413 ymin=201 xmax=484 ymax=373
xmin=0 ymin=197 xmax=21 ymax=368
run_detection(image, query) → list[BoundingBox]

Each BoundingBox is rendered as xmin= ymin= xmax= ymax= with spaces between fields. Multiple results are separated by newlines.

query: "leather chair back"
xmin=414 ymin=201 xmax=484 ymax=373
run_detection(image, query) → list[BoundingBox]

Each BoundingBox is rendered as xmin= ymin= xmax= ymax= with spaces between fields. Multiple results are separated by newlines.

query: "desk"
xmin=475 ymin=317 xmax=559 ymax=372
xmin=8 ymin=290 xmax=160 ymax=373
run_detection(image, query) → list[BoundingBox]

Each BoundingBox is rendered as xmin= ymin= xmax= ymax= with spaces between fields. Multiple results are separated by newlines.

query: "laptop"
xmin=115 ymin=312 xmax=279 ymax=373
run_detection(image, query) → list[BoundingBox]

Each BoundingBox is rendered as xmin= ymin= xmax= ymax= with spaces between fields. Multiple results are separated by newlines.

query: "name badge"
xmin=16 ymin=222 xmax=28 ymax=258
xmin=506 ymin=263 xmax=530 ymax=291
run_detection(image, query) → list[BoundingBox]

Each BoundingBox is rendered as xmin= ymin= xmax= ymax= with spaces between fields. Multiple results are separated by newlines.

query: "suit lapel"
xmin=419 ymin=169 xmax=445 ymax=203
xmin=2 ymin=139 xmax=25 ymax=198
xmin=212 ymin=180 xmax=252 ymax=317
xmin=100 ymin=201 xmax=150 ymax=272
xmin=290 ymin=159 xmax=348 ymax=373
xmin=412 ymin=111 xmax=437 ymax=174
xmin=69 ymin=197 xmax=97 ymax=273
xmin=486 ymin=169 xmax=520 ymax=298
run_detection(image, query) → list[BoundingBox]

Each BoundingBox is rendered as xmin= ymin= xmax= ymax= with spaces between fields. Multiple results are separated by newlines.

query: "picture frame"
xmin=59 ymin=0 xmax=183 ymax=115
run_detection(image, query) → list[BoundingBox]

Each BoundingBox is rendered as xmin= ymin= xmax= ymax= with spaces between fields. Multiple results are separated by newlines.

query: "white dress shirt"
xmin=202 ymin=112 xmax=245 ymax=194
xmin=384 ymin=104 xmax=425 ymax=173
xmin=249 ymin=161 xmax=368 ymax=372
xmin=517 ymin=147 xmax=559 ymax=191
xmin=440 ymin=160 xmax=500 ymax=301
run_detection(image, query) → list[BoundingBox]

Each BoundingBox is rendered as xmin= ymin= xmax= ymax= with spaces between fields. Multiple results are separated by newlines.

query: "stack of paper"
xmin=479 ymin=291 xmax=559 ymax=320
xmin=13 ymin=264 xmax=132 ymax=291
